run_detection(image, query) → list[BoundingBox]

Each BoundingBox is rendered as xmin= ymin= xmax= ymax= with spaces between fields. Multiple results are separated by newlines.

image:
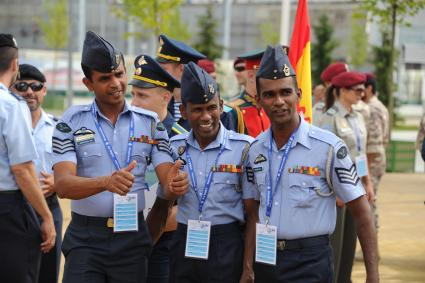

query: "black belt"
xmin=177 ymin=222 xmax=242 ymax=236
xmin=277 ymin=235 xmax=329 ymax=251
xmin=0 ymin=190 xmax=22 ymax=200
xmin=71 ymin=211 xmax=144 ymax=228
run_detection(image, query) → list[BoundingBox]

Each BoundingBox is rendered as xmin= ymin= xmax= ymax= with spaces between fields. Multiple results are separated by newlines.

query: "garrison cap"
xmin=256 ymin=45 xmax=295 ymax=80
xmin=331 ymin=71 xmax=366 ymax=88
xmin=129 ymin=54 xmax=180 ymax=92
xmin=156 ymin=34 xmax=206 ymax=64
xmin=81 ymin=31 xmax=122 ymax=73
xmin=0 ymin=34 xmax=18 ymax=48
xmin=320 ymin=62 xmax=348 ymax=82
xmin=18 ymin=64 xmax=46 ymax=83
xmin=181 ymin=61 xmax=218 ymax=104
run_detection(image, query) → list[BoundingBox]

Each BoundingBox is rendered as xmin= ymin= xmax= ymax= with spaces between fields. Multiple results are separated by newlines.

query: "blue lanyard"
xmin=185 ymin=130 xmax=228 ymax=216
xmin=266 ymin=129 xmax=297 ymax=219
xmin=91 ymin=103 xmax=134 ymax=170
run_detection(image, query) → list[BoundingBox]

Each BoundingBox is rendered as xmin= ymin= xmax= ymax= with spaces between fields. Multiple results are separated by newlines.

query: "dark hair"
xmin=0 ymin=47 xmax=18 ymax=73
xmin=256 ymin=76 xmax=299 ymax=97
xmin=324 ymin=85 xmax=341 ymax=111
xmin=365 ymin=80 xmax=376 ymax=94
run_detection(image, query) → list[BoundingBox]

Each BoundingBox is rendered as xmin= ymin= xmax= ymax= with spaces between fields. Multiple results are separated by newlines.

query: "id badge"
xmin=185 ymin=219 xmax=211 ymax=260
xmin=355 ymin=154 xmax=368 ymax=177
xmin=255 ymin=223 xmax=277 ymax=265
xmin=113 ymin=193 xmax=138 ymax=233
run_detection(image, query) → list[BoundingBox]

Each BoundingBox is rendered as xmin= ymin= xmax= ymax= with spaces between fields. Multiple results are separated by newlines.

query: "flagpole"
xmin=280 ymin=0 xmax=291 ymax=45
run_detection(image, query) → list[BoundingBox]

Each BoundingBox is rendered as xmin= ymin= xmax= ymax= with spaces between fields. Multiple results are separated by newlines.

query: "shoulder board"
xmin=325 ymin=106 xmax=338 ymax=116
xmin=47 ymin=113 xmax=59 ymax=122
xmin=308 ymin=125 xmax=341 ymax=147
xmin=170 ymin=133 xmax=188 ymax=143
xmin=131 ymin=106 xmax=158 ymax=121
xmin=172 ymin=122 xmax=188 ymax=135
xmin=223 ymin=104 xmax=234 ymax=113
xmin=313 ymin=102 xmax=324 ymax=111
xmin=9 ymin=91 xmax=25 ymax=101
xmin=227 ymin=98 xmax=245 ymax=108
xmin=228 ymin=131 xmax=254 ymax=144
xmin=61 ymin=104 xmax=91 ymax=121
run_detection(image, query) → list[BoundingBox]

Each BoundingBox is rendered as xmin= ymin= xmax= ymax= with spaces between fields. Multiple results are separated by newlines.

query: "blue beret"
xmin=129 ymin=54 xmax=180 ymax=92
xmin=81 ymin=31 xmax=122 ymax=73
xmin=0 ymin=34 xmax=18 ymax=48
xmin=181 ymin=62 xmax=218 ymax=104
xmin=156 ymin=34 xmax=206 ymax=64
xmin=256 ymin=45 xmax=295 ymax=80
xmin=18 ymin=64 xmax=46 ymax=82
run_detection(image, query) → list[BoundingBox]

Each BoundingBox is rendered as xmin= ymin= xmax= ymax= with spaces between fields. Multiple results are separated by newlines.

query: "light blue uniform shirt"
xmin=165 ymin=124 xmax=256 ymax=226
xmin=249 ymin=118 xmax=365 ymax=240
xmin=0 ymin=83 xmax=38 ymax=191
xmin=51 ymin=101 xmax=174 ymax=217
xmin=33 ymin=110 xmax=56 ymax=176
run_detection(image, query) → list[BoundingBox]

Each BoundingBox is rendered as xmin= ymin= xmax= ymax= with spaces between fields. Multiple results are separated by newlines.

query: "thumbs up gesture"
xmin=105 ymin=161 xmax=137 ymax=196
xmin=167 ymin=160 xmax=189 ymax=197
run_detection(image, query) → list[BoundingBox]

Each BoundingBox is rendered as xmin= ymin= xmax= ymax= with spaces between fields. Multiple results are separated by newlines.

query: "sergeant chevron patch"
xmin=52 ymin=137 xmax=75 ymax=154
xmin=156 ymin=139 xmax=173 ymax=156
xmin=335 ymin=165 xmax=360 ymax=186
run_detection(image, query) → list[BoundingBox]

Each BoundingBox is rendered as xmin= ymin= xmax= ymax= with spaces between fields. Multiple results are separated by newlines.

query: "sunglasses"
xmin=14 ymin=82 xmax=44 ymax=92
xmin=349 ymin=87 xmax=365 ymax=95
xmin=234 ymin=66 xmax=246 ymax=72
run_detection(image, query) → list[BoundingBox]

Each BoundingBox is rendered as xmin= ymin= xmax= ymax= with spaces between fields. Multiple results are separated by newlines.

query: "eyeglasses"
xmin=234 ymin=66 xmax=246 ymax=72
xmin=14 ymin=82 xmax=44 ymax=92
xmin=349 ymin=87 xmax=365 ymax=95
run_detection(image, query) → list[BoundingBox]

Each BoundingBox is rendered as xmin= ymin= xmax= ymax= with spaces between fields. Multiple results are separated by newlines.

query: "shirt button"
xmin=83 ymin=152 xmax=87 ymax=156
xmin=275 ymin=201 xmax=279 ymax=206
xmin=201 ymin=152 xmax=205 ymax=155
xmin=278 ymin=155 xmax=282 ymax=159
xmin=199 ymin=172 xmax=203 ymax=175
xmin=226 ymin=180 xmax=230 ymax=184
xmin=114 ymin=130 xmax=117 ymax=134
xmin=302 ymin=182 xmax=306 ymax=186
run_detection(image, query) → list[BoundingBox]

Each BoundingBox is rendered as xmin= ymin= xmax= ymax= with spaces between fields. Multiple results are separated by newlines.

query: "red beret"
xmin=233 ymin=58 xmax=245 ymax=68
xmin=320 ymin=62 xmax=348 ymax=82
xmin=331 ymin=71 xmax=366 ymax=88
xmin=197 ymin=59 xmax=215 ymax=74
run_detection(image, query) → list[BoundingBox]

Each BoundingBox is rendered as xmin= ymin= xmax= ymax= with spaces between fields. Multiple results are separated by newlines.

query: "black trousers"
xmin=170 ymin=222 xmax=244 ymax=283
xmin=254 ymin=236 xmax=333 ymax=283
xmin=37 ymin=195 xmax=63 ymax=283
xmin=62 ymin=212 xmax=152 ymax=283
xmin=0 ymin=191 xmax=41 ymax=283
xmin=147 ymin=231 xmax=174 ymax=283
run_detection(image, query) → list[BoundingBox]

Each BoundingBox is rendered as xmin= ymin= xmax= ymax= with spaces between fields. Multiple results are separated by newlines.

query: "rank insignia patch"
xmin=156 ymin=139 xmax=173 ymax=156
xmin=211 ymin=164 xmax=243 ymax=173
xmin=288 ymin=166 xmax=320 ymax=176
xmin=254 ymin=154 xmax=267 ymax=164
xmin=73 ymin=127 xmax=95 ymax=146
xmin=52 ymin=137 xmax=75 ymax=154
xmin=335 ymin=165 xmax=360 ymax=186
xmin=246 ymin=167 xmax=254 ymax=183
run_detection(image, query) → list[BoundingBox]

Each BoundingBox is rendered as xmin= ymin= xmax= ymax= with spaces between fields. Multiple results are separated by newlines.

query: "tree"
xmin=193 ymin=4 xmax=223 ymax=60
xmin=311 ymin=14 xmax=339 ymax=85
xmin=372 ymin=30 xmax=393 ymax=107
xmin=35 ymin=0 xmax=68 ymax=90
xmin=349 ymin=11 xmax=368 ymax=69
xmin=360 ymin=0 xmax=425 ymax=127
xmin=259 ymin=21 xmax=280 ymax=46
xmin=113 ymin=0 xmax=190 ymax=41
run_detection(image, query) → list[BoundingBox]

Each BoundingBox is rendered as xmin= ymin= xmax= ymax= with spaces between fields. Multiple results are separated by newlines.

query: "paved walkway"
xmin=58 ymin=173 xmax=425 ymax=282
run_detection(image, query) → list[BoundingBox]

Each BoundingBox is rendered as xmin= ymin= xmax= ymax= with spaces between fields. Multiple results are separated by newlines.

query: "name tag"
xmin=113 ymin=193 xmax=138 ymax=233
xmin=255 ymin=223 xmax=277 ymax=265
xmin=185 ymin=219 xmax=211 ymax=260
xmin=355 ymin=154 xmax=368 ymax=177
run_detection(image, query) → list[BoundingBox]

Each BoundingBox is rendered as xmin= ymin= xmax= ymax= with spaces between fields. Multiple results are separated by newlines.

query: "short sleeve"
xmin=3 ymin=101 xmax=38 ymax=165
xmin=52 ymin=118 xmax=77 ymax=166
xmin=331 ymin=141 xmax=365 ymax=203
xmin=152 ymin=121 xmax=174 ymax=168
xmin=242 ymin=148 xmax=258 ymax=200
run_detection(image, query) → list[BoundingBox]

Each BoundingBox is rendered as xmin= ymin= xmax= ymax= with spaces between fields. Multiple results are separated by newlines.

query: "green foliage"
xmin=311 ymin=14 xmax=339 ymax=85
xmin=35 ymin=0 xmax=68 ymax=50
xmin=113 ymin=0 xmax=189 ymax=40
xmin=372 ymin=30 xmax=393 ymax=106
xmin=259 ymin=21 xmax=280 ymax=46
xmin=348 ymin=11 xmax=368 ymax=69
xmin=193 ymin=5 xmax=223 ymax=60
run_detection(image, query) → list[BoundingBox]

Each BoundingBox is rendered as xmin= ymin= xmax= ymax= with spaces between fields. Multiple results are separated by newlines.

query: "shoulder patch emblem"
xmin=337 ymin=146 xmax=348 ymax=159
xmin=56 ymin=122 xmax=72 ymax=133
xmin=254 ymin=154 xmax=267 ymax=164
xmin=156 ymin=122 xmax=166 ymax=131
xmin=178 ymin=146 xmax=186 ymax=156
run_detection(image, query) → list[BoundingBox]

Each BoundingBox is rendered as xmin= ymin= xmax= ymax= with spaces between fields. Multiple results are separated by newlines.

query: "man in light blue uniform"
xmin=11 ymin=63 xmax=62 ymax=283
xmin=160 ymin=62 xmax=258 ymax=283
xmin=247 ymin=45 xmax=379 ymax=282
xmin=0 ymin=33 xmax=56 ymax=283
xmin=52 ymin=31 xmax=188 ymax=283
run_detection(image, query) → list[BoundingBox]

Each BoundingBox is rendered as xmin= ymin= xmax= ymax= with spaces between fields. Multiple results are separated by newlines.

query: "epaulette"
xmin=9 ymin=91 xmax=25 ymax=101
xmin=325 ymin=106 xmax=338 ymax=116
xmin=61 ymin=104 xmax=91 ymax=121
xmin=170 ymin=132 xmax=188 ymax=143
xmin=131 ymin=105 xmax=159 ymax=121
xmin=308 ymin=125 xmax=341 ymax=147
xmin=227 ymin=98 xmax=245 ymax=108
xmin=47 ymin=113 xmax=59 ymax=122
xmin=171 ymin=122 xmax=188 ymax=135
xmin=228 ymin=131 xmax=254 ymax=144
xmin=314 ymin=102 xmax=324 ymax=111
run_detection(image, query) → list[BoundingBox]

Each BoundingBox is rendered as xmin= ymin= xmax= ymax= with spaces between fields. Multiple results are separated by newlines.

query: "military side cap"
xmin=181 ymin=61 xmax=218 ymax=104
xmin=129 ymin=54 xmax=180 ymax=92
xmin=156 ymin=34 xmax=206 ymax=64
xmin=0 ymin=34 xmax=18 ymax=48
xmin=320 ymin=62 xmax=348 ymax=82
xmin=256 ymin=45 xmax=295 ymax=80
xmin=331 ymin=71 xmax=366 ymax=88
xmin=18 ymin=64 xmax=46 ymax=82
xmin=81 ymin=31 xmax=122 ymax=72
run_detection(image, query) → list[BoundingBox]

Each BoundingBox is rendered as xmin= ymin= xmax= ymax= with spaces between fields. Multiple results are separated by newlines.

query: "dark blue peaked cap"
xmin=256 ymin=45 xmax=295 ymax=80
xmin=181 ymin=62 xmax=219 ymax=104
xmin=156 ymin=34 xmax=206 ymax=64
xmin=129 ymin=54 xmax=180 ymax=92
xmin=81 ymin=31 xmax=122 ymax=73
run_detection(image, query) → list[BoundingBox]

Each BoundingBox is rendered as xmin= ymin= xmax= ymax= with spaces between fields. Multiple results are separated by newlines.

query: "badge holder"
xmin=113 ymin=193 xmax=138 ymax=233
xmin=355 ymin=154 xmax=368 ymax=177
xmin=185 ymin=217 xmax=211 ymax=260
xmin=255 ymin=221 xmax=277 ymax=265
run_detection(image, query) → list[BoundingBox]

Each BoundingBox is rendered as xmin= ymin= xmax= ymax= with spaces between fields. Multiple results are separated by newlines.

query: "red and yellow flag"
xmin=289 ymin=0 xmax=312 ymax=123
